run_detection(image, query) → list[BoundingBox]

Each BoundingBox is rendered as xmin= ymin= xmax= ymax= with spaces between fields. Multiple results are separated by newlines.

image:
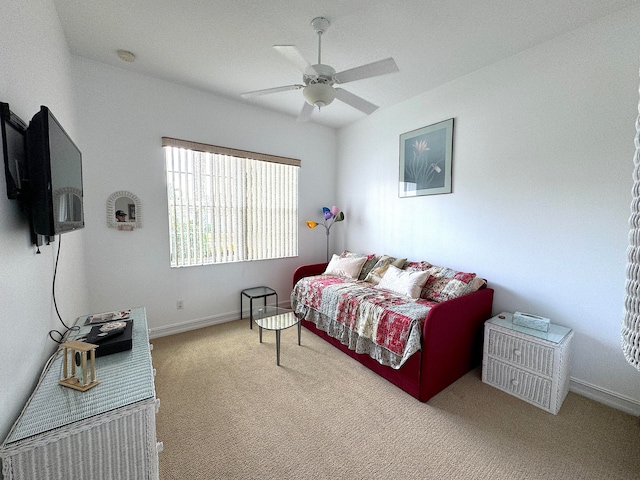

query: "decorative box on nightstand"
xmin=482 ymin=312 xmax=573 ymax=415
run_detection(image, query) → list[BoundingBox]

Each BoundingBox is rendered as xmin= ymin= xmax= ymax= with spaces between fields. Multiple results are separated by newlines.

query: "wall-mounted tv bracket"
xmin=1 ymin=101 xmax=52 ymax=251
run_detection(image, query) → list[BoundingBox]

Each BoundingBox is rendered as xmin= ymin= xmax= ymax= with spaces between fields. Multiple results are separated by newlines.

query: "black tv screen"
xmin=27 ymin=106 xmax=84 ymax=236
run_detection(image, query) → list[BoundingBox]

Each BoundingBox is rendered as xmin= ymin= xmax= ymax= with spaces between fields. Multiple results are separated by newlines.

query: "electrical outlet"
xmin=176 ymin=299 xmax=184 ymax=310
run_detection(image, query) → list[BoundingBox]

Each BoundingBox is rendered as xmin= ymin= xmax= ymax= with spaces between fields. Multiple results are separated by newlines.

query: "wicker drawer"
xmin=484 ymin=357 xmax=552 ymax=409
xmin=487 ymin=329 xmax=554 ymax=377
xmin=482 ymin=312 xmax=573 ymax=415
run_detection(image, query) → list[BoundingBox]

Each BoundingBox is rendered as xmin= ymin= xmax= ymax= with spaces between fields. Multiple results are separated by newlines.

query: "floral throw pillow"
xmin=420 ymin=266 xmax=480 ymax=302
xmin=404 ymin=260 xmax=433 ymax=272
xmin=364 ymin=255 xmax=408 ymax=285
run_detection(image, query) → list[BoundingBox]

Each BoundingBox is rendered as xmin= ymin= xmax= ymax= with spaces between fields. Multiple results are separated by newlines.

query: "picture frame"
xmin=399 ymin=118 xmax=454 ymax=197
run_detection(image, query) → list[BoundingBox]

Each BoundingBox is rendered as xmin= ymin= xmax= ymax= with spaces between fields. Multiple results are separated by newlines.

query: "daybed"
xmin=291 ymin=253 xmax=494 ymax=402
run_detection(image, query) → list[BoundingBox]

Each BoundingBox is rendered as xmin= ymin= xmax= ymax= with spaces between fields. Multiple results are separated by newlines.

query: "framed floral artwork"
xmin=399 ymin=118 xmax=454 ymax=197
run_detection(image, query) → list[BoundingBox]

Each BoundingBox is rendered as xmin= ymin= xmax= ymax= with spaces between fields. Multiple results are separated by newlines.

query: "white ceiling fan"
xmin=240 ymin=17 xmax=399 ymax=122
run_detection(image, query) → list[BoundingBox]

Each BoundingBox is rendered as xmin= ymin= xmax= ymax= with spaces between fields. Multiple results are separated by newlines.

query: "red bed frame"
xmin=292 ymin=263 xmax=494 ymax=402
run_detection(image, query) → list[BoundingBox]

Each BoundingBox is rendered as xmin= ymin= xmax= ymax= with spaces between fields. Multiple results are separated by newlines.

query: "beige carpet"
xmin=152 ymin=318 xmax=640 ymax=480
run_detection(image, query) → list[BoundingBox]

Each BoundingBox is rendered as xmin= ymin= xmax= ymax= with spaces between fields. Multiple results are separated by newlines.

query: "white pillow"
xmin=324 ymin=254 xmax=367 ymax=279
xmin=376 ymin=265 xmax=430 ymax=299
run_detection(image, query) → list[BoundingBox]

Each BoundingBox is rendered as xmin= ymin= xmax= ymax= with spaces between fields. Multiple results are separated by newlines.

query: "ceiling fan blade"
xmin=334 ymin=88 xmax=378 ymax=115
xmin=273 ymin=45 xmax=318 ymax=75
xmin=334 ymin=57 xmax=399 ymax=84
xmin=296 ymin=102 xmax=314 ymax=122
xmin=240 ymin=84 xmax=303 ymax=97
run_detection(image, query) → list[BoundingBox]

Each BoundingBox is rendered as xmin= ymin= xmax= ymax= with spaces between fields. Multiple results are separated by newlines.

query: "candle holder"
xmin=58 ymin=340 xmax=99 ymax=392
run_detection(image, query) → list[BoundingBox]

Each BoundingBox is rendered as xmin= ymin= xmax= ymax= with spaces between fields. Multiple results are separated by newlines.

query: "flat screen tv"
xmin=27 ymin=106 xmax=84 ymax=236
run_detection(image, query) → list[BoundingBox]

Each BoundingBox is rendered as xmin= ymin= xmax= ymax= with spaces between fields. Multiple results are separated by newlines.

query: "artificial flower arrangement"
xmin=306 ymin=206 xmax=345 ymax=262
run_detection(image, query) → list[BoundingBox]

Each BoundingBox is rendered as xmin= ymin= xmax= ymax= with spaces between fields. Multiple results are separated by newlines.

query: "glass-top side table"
xmin=254 ymin=306 xmax=300 ymax=366
xmin=241 ymin=286 xmax=278 ymax=329
xmin=487 ymin=312 xmax=571 ymax=344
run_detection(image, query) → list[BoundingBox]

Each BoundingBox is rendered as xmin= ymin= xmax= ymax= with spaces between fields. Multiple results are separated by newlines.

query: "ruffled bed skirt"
xmin=292 ymin=301 xmax=421 ymax=370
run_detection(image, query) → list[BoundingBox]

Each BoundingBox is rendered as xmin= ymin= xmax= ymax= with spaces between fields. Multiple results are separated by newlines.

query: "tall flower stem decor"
xmin=306 ymin=206 xmax=345 ymax=262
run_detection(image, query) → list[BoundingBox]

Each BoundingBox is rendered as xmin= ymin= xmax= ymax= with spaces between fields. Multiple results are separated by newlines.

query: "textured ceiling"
xmin=53 ymin=0 xmax=639 ymax=129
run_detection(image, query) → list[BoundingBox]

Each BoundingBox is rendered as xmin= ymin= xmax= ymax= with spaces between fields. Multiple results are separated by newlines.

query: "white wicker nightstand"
xmin=482 ymin=312 xmax=573 ymax=415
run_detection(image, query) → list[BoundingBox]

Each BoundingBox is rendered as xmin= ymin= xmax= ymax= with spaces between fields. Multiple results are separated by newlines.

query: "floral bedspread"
xmin=291 ymin=275 xmax=437 ymax=369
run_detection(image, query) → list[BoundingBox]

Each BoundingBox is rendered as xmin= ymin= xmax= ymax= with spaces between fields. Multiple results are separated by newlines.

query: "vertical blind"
xmin=163 ymin=137 xmax=299 ymax=267
xmin=623 ymin=74 xmax=640 ymax=372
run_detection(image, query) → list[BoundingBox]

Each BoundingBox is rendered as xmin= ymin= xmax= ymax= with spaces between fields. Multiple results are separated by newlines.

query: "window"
xmin=163 ymin=137 xmax=299 ymax=267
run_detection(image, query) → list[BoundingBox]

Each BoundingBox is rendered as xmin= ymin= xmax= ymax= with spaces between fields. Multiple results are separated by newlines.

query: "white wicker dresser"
xmin=482 ymin=312 xmax=573 ymax=415
xmin=0 ymin=307 xmax=161 ymax=480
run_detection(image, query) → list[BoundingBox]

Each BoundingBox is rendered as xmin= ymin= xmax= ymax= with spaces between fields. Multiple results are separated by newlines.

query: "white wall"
xmin=0 ymin=0 xmax=89 ymax=440
xmin=71 ymin=58 xmax=337 ymax=335
xmin=336 ymin=6 xmax=640 ymax=412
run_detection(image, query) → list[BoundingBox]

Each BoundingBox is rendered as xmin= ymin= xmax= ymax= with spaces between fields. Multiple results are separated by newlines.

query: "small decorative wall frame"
xmin=107 ymin=190 xmax=142 ymax=230
xmin=399 ymin=118 xmax=454 ymax=197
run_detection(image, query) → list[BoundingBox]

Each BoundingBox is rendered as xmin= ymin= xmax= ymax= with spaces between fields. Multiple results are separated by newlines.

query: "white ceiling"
xmin=53 ymin=0 xmax=639 ymax=129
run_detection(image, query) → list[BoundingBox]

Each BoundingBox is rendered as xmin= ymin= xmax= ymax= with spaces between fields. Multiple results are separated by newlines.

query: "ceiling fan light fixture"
xmin=241 ymin=17 xmax=399 ymax=120
xmin=303 ymin=83 xmax=335 ymax=108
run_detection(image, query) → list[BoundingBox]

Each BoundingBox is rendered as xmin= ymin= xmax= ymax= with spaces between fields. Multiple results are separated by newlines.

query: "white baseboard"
xmin=149 ymin=301 xmax=293 ymax=339
xmin=570 ymin=377 xmax=640 ymax=416
xmin=149 ymin=312 xmax=238 ymax=339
